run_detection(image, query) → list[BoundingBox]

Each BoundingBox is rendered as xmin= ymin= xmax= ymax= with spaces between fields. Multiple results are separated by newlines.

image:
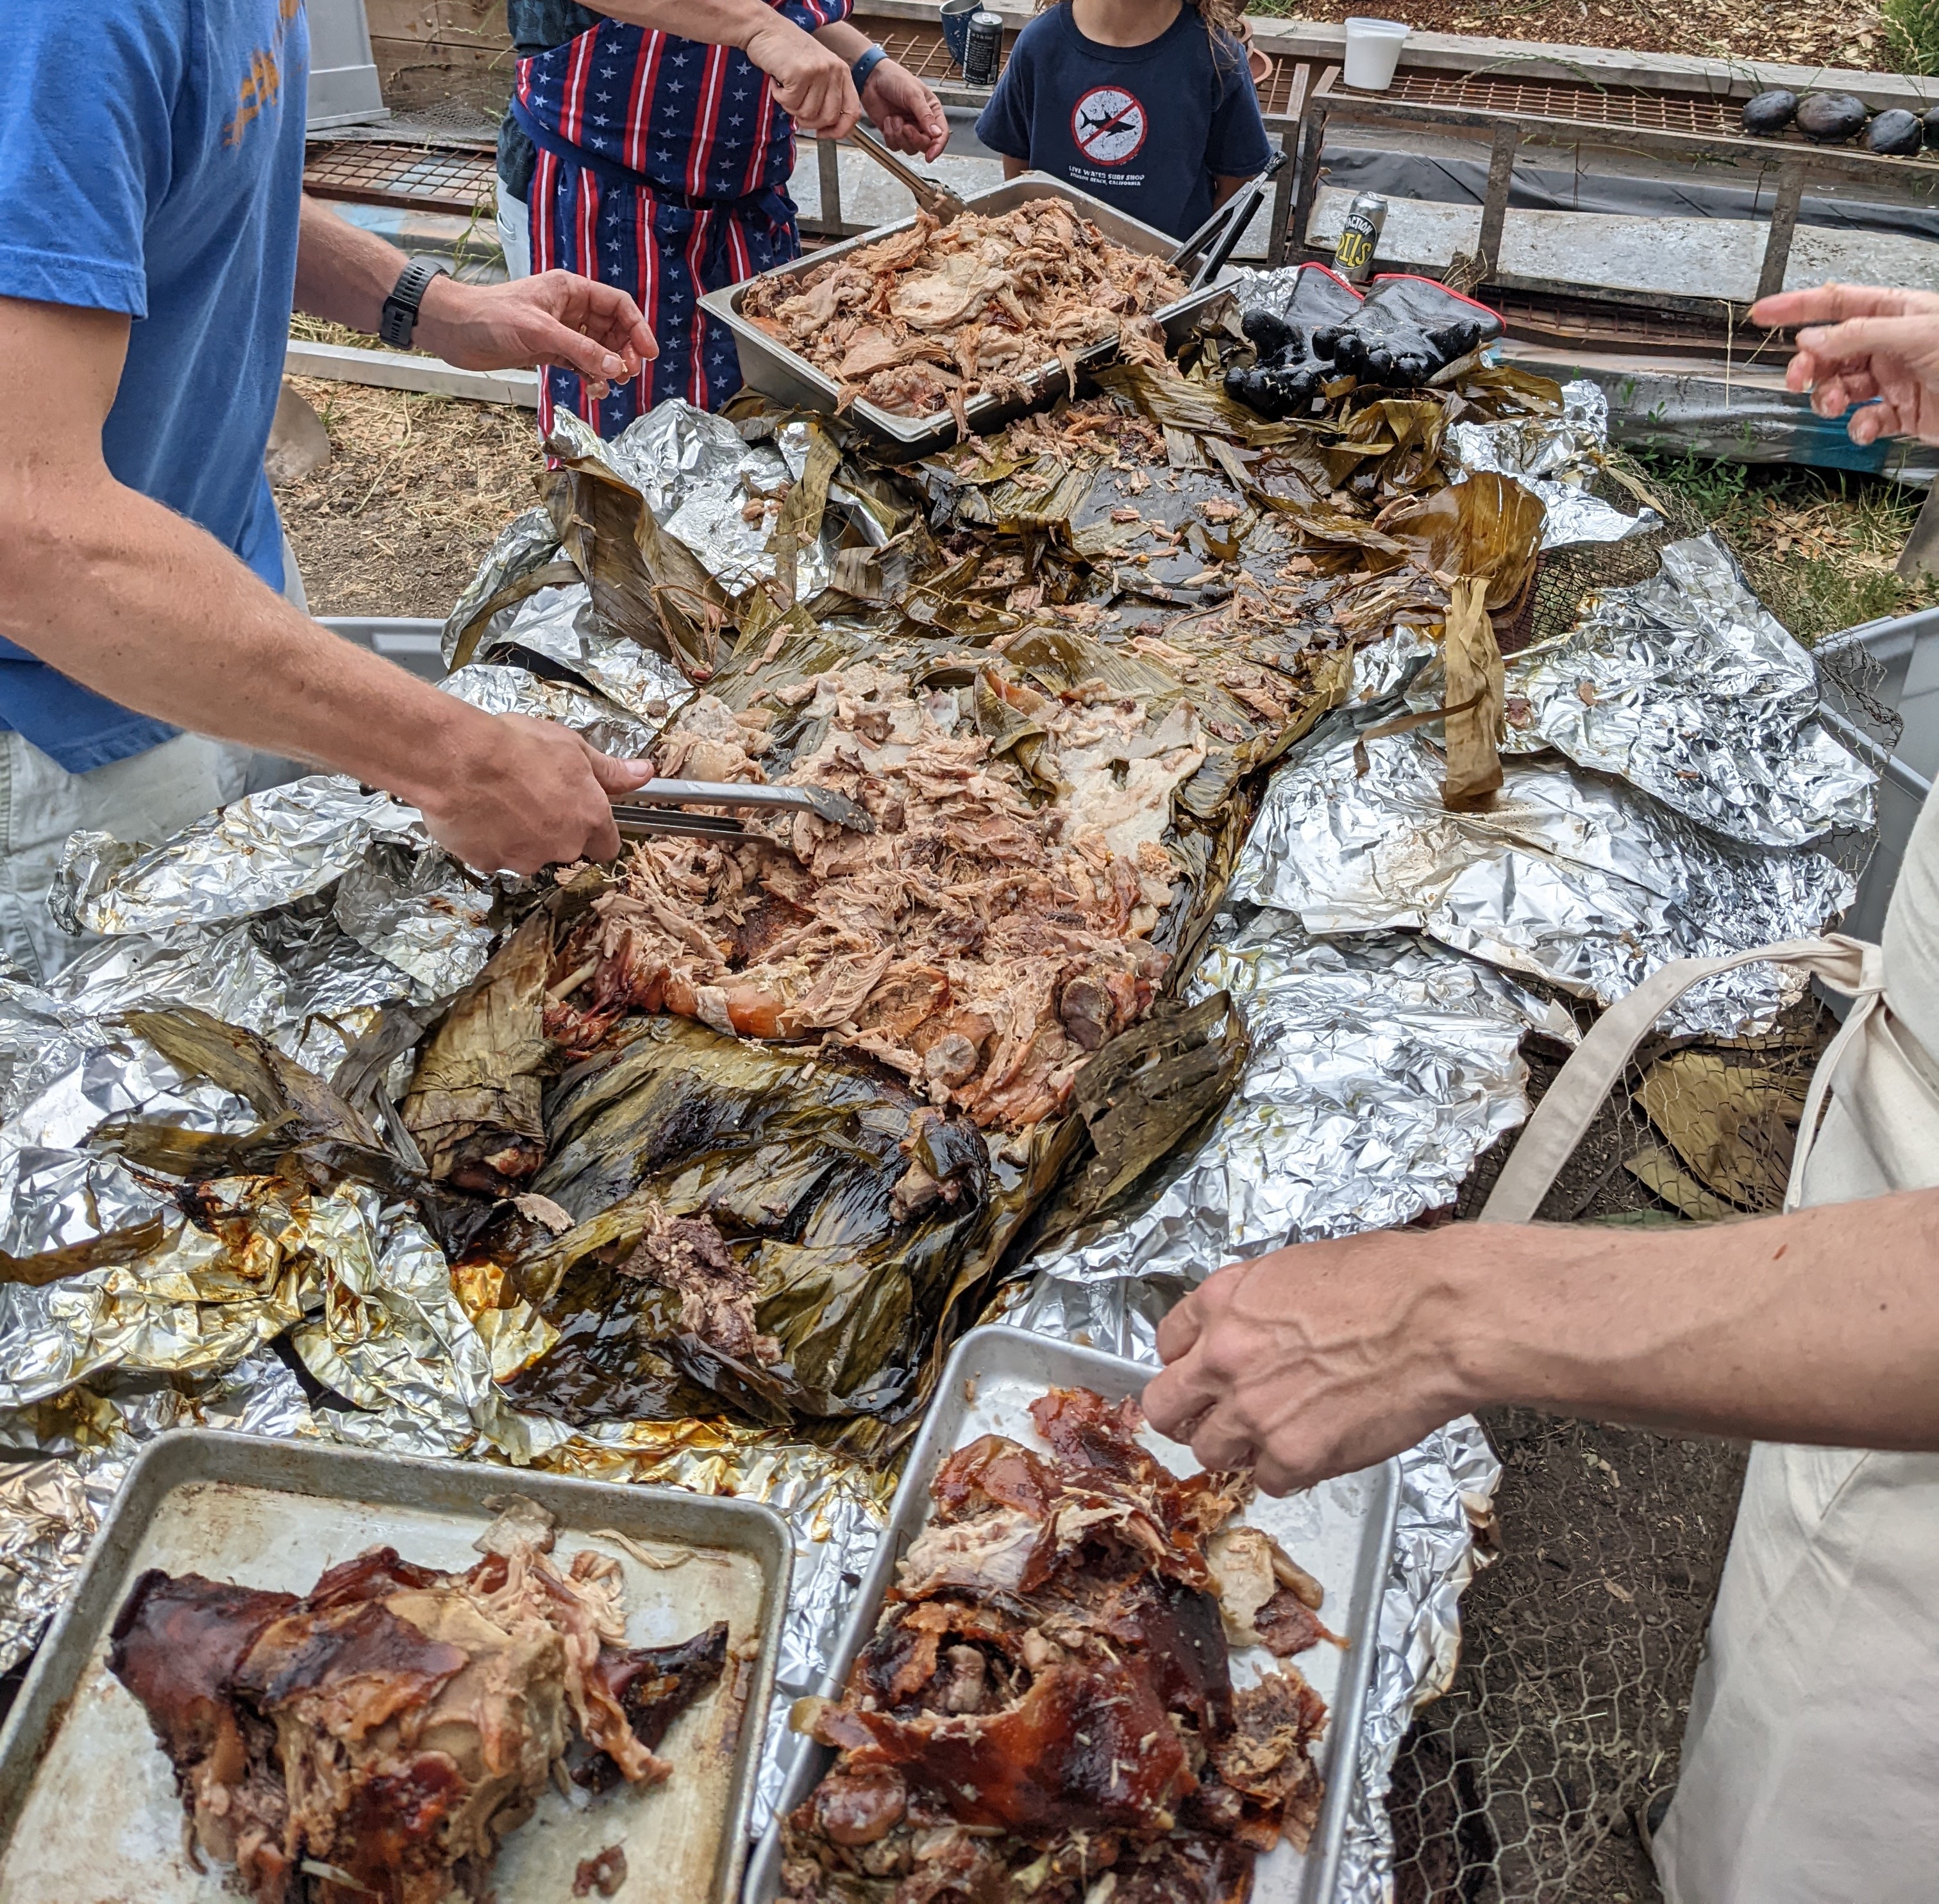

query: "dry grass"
xmin=278 ymin=379 xmax=542 ymax=619
xmin=1248 ymin=0 xmax=1888 ymax=68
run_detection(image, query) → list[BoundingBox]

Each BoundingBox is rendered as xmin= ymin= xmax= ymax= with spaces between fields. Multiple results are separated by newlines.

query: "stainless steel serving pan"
xmin=743 ymin=1324 xmax=1400 ymax=1904
xmin=0 ymin=1432 xmax=791 ymax=1904
xmin=703 ymin=174 xmax=1239 ymax=456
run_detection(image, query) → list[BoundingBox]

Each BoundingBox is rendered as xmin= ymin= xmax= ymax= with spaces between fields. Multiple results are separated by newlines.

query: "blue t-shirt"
xmin=0 ymin=0 xmax=309 ymax=773
xmin=975 ymin=3 xmax=1272 ymax=240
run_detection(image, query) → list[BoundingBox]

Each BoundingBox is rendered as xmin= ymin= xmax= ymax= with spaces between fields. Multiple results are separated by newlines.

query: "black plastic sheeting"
xmin=1323 ymin=145 xmax=1939 ymax=245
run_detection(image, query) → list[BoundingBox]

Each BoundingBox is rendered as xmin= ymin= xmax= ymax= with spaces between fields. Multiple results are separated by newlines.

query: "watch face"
xmin=1071 ymin=85 xmax=1148 ymax=166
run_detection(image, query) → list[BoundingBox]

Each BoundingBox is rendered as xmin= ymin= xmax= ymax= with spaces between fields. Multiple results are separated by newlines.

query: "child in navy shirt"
xmin=975 ymin=0 xmax=1273 ymax=240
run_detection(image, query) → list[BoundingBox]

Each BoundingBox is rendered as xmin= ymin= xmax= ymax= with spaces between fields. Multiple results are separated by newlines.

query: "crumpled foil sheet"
xmin=460 ymin=583 xmax=689 ymax=724
xmin=1338 ymin=1419 xmax=1503 ymax=1904
xmin=0 ymin=1350 xmax=308 ymax=1667
xmin=1410 ymin=532 xmax=1874 ymax=850
xmin=1446 ymin=380 xmax=1656 ymax=549
xmin=550 ymin=403 xmax=839 ymax=602
xmin=1234 ymin=724 xmax=1854 ymax=1037
xmin=1016 ymin=913 xmax=1572 ymax=1337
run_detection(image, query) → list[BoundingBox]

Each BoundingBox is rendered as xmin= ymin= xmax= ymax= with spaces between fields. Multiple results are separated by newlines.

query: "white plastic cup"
xmin=1342 ymin=16 xmax=1409 ymax=90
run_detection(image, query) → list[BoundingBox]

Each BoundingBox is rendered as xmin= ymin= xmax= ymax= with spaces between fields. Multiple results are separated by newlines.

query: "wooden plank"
xmin=287 ymin=339 xmax=539 ymax=406
xmin=365 ymin=0 xmax=508 ymax=48
xmin=1899 ymin=483 xmax=1939 ymax=581
xmin=1755 ymin=159 xmax=1806 ymax=305
xmin=1475 ymin=120 xmax=1519 ymax=278
xmin=1288 ymin=65 xmax=1334 ymax=265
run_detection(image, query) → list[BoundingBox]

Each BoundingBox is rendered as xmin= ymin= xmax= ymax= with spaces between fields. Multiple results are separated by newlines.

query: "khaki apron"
xmin=1479 ymin=793 xmax=1939 ymax=1902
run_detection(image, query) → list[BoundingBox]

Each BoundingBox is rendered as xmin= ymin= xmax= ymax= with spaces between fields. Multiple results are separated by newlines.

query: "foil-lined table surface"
xmin=0 ymin=375 xmax=1879 ymax=1902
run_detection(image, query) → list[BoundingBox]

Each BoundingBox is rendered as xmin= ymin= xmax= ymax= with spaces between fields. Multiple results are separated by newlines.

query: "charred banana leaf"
xmin=402 ymin=909 xmax=554 ymax=1194
xmin=496 ymin=1016 xmax=998 ymax=1450
xmin=92 ymin=1008 xmax=408 ymax=1193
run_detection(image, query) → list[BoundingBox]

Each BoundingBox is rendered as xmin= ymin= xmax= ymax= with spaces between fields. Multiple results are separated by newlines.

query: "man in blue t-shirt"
xmin=975 ymin=0 xmax=1272 ymax=240
xmin=0 ymin=0 xmax=867 ymax=983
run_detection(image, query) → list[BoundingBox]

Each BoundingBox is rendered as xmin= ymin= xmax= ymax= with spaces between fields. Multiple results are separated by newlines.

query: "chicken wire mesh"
xmin=1381 ymin=465 xmax=1885 ymax=1896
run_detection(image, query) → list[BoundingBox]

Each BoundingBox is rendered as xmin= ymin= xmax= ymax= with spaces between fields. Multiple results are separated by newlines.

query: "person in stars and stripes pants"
xmin=513 ymin=1 xmax=947 ymax=434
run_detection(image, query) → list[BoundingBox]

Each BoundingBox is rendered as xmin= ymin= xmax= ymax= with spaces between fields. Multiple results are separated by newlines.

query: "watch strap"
xmin=379 ymin=258 xmax=449 ymax=349
xmin=850 ymin=44 xmax=889 ymax=96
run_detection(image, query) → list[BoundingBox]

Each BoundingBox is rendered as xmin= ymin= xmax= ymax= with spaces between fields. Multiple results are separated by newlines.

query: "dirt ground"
xmin=280 ymin=377 xmax=546 ymax=619
xmin=1252 ymin=0 xmax=1888 ymax=72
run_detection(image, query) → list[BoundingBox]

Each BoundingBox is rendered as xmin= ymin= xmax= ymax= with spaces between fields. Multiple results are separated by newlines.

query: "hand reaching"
xmin=416 ymin=714 xmax=653 ymax=875
xmin=416 ymin=271 xmax=656 ymax=403
xmin=863 ymin=60 xmax=950 ymax=162
xmin=1752 ymin=282 xmax=1939 ymax=446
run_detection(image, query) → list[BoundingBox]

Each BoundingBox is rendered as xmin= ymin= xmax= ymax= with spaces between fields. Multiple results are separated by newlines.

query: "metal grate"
xmin=875 ymin=24 xmax=1008 ymax=87
xmin=304 ymin=142 xmax=499 ymax=217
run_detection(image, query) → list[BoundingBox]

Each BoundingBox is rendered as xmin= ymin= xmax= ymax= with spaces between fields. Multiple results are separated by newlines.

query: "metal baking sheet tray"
xmin=703 ymin=173 xmax=1236 ymax=456
xmin=744 ymin=1324 xmax=1399 ymax=1904
xmin=0 ymin=1430 xmax=791 ymax=1904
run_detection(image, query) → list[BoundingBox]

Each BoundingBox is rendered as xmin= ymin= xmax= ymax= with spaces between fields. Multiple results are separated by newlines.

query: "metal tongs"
xmin=1167 ymin=149 xmax=1289 ymax=290
xmin=844 ymin=124 xmax=972 ymax=225
xmin=611 ymin=779 xmax=875 ymax=842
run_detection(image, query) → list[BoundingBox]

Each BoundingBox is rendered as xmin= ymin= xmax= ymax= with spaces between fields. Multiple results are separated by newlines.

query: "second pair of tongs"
xmin=845 ymin=124 xmax=971 ymax=224
xmin=611 ymin=778 xmax=875 ymax=842
xmin=1167 ymin=150 xmax=1289 ymax=290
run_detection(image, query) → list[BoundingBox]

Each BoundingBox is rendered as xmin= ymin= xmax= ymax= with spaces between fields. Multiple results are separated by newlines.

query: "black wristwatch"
xmin=380 ymin=258 xmax=449 ymax=347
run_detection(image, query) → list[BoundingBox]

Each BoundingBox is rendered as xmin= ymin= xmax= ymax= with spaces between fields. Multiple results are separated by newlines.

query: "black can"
xmin=964 ymin=9 xmax=1002 ymax=86
xmin=1334 ymin=192 xmax=1388 ymax=285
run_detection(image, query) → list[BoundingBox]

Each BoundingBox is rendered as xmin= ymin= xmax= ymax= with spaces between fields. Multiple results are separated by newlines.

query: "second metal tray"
xmin=0 ymin=1431 xmax=792 ymax=1904
xmin=704 ymin=173 xmax=1236 ymax=455
xmin=744 ymin=1324 xmax=1400 ymax=1904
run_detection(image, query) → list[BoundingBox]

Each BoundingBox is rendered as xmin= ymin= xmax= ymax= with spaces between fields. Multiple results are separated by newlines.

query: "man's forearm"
xmin=589 ymin=0 xmax=805 ymax=43
xmin=1454 ymin=1191 xmax=1939 ymax=1449
xmin=294 ymin=194 xmax=415 ymax=336
xmin=1 ymin=458 xmax=483 ymax=814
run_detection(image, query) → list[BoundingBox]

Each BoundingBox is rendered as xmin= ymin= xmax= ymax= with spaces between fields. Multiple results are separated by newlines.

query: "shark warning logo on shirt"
xmin=1070 ymin=85 xmax=1148 ymax=165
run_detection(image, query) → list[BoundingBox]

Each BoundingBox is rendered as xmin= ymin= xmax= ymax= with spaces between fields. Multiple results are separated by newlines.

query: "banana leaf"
xmin=1380 ymin=471 xmax=1547 ymax=611
xmin=495 ymin=1016 xmax=1000 ymax=1451
xmin=401 ymin=908 xmax=555 ymax=1192
xmin=92 ymin=1007 xmax=412 ymax=1194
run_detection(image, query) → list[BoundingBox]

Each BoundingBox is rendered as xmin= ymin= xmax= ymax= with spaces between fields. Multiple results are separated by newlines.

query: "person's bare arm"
xmin=1001 ymin=154 xmax=1028 ymax=180
xmin=591 ymin=0 xmax=862 ymax=134
xmin=0 ymin=295 xmax=649 ymax=873
xmin=296 ymin=196 xmax=654 ymax=398
xmin=1212 ymin=175 xmax=1248 ymax=208
xmin=814 ymin=22 xmax=950 ymax=158
xmin=1143 ymin=1190 xmax=1939 ymax=1494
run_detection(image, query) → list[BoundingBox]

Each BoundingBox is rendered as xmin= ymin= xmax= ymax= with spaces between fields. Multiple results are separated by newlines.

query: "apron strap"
xmin=1479 ymin=935 xmax=1883 ymax=1226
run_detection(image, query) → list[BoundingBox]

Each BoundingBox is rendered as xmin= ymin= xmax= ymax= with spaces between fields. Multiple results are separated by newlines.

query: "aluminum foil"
xmin=442 ymin=660 xmax=659 ymax=761
xmin=1017 ymin=914 xmax=1572 ymax=1340
xmin=1413 ymin=532 xmax=1874 ymax=849
xmin=462 ymin=581 xmax=689 ymax=723
xmin=54 ymin=776 xmax=418 ymax=939
xmin=442 ymin=505 xmax=566 ymax=664
xmin=550 ymin=404 xmax=839 ymax=603
xmin=1338 ymin=1417 xmax=1503 ymax=1904
xmin=1447 ymin=379 xmax=1656 ymax=549
xmin=0 ymin=1350 xmax=308 ymax=1669
xmin=1235 ymin=724 xmax=1854 ymax=1037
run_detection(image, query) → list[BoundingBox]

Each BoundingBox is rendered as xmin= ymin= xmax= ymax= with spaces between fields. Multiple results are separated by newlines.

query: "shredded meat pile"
xmin=781 ymin=1387 xmax=1333 ymax=1904
xmin=110 ymin=1507 xmax=728 ymax=1904
xmin=619 ymin=1198 xmax=781 ymax=1366
xmin=547 ymin=664 xmax=1204 ymax=1132
xmin=739 ymin=200 xmax=1185 ymax=431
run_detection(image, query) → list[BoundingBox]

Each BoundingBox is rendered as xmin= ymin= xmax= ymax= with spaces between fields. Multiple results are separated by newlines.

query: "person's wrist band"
xmin=850 ymin=44 xmax=889 ymax=96
xmin=379 ymin=258 xmax=450 ymax=348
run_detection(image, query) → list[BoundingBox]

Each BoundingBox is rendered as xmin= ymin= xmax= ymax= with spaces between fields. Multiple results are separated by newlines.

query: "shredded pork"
xmin=109 ymin=1507 xmax=728 ymax=1904
xmin=739 ymin=200 xmax=1184 ymax=429
xmin=780 ymin=1387 xmax=1332 ymax=1904
xmin=547 ymin=664 xmax=1203 ymax=1132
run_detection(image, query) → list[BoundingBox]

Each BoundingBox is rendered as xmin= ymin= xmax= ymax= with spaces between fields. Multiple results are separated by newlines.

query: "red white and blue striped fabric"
xmin=516 ymin=2 xmax=850 ymax=434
